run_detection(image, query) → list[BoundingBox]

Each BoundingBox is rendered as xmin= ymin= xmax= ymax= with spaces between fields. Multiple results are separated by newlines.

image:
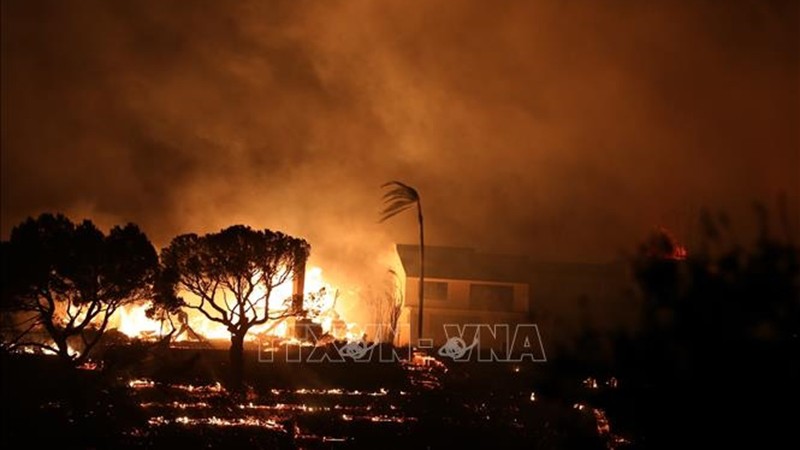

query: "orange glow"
xmin=115 ymin=304 xmax=170 ymax=338
xmin=112 ymin=266 xmax=357 ymax=344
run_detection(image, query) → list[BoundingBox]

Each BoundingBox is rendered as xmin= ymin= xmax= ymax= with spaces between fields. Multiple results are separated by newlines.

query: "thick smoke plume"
xmin=2 ymin=1 xmax=798 ymax=305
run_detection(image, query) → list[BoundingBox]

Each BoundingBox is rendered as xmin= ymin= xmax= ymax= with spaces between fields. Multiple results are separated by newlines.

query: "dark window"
xmin=469 ymin=284 xmax=514 ymax=311
xmin=424 ymin=281 xmax=448 ymax=301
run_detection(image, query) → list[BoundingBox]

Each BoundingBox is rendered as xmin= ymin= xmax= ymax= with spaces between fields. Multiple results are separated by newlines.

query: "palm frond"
xmin=379 ymin=181 xmax=419 ymax=222
xmin=379 ymin=203 xmax=414 ymax=222
xmin=382 ymin=186 xmax=417 ymax=202
xmin=381 ymin=199 xmax=414 ymax=215
xmin=383 ymin=190 xmax=413 ymax=203
xmin=381 ymin=180 xmax=410 ymax=189
xmin=381 ymin=181 xmax=419 ymax=201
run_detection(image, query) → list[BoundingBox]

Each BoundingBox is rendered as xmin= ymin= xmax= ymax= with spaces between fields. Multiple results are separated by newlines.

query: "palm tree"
xmin=380 ymin=181 xmax=425 ymax=341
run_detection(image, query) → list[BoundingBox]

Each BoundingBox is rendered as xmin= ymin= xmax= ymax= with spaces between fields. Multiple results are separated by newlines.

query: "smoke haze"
xmin=2 ymin=0 xmax=798 ymax=295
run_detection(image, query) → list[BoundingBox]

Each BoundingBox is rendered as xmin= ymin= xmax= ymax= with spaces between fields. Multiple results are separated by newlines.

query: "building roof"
xmin=396 ymin=244 xmax=532 ymax=283
xmin=396 ymin=244 xmax=629 ymax=284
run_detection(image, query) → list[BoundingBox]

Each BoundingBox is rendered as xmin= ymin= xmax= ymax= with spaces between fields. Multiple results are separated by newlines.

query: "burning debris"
xmin=641 ymin=227 xmax=689 ymax=261
xmin=105 ymin=265 xmax=357 ymax=348
xmin=123 ymin=375 xmax=425 ymax=446
xmin=140 ymin=401 xmax=211 ymax=410
xmin=147 ymin=415 xmax=285 ymax=430
xmin=340 ymin=414 xmax=416 ymax=423
xmin=3 ymin=260 xmax=369 ymax=374
xmin=403 ymin=352 xmax=447 ymax=390
xmin=288 ymin=388 xmax=389 ymax=396
xmin=573 ymin=380 xmax=633 ymax=449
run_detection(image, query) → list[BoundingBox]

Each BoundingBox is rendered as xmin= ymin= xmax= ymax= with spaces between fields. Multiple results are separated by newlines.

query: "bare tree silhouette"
xmin=380 ymin=181 xmax=425 ymax=341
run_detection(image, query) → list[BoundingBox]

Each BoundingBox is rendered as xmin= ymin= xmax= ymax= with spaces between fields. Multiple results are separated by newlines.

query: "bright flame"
xmin=113 ymin=266 xmax=356 ymax=344
xmin=115 ymin=304 xmax=169 ymax=338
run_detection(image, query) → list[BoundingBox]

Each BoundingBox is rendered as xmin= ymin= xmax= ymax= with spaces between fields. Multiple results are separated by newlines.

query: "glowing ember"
xmin=573 ymin=399 xmax=632 ymax=448
xmin=140 ymin=401 xmax=211 ymax=409
xmin=77 ymin=360 xmax=102 ymax=371
xmin=340 ymin=414 xmax=415 ymax=423
xmin=172 ymin=382 xmax=225 ymax=393
xmin=645 ymin=227 xmax=689 ymax=261
xmin=583 ymin=377 xmax=599 ymax=389
xmin=288 ymin=388 xmax=388 ymax=396
xmin=147 ymin=415 xmax=285 ymax=430
xmin=593 ymin=408 xmax=611 ymax=435
xmin=128 ymin=379 xmax=155 ymax=389
xmin=410 ymin=351 xmax=446 ymax=369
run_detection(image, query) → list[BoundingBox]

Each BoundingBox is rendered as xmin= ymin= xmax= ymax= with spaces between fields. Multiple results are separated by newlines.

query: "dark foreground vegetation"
xmin=1 ymin=206 xmax=797 ymax=449
xmin=1 ymin=345 xmax=615 ymax=450
xmin=560 ymin=206 xmax=800 ymax=448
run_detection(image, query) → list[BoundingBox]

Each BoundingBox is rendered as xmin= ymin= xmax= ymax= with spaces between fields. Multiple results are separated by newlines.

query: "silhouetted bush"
xmin=619 ymin=206 xmax=799 ymax=447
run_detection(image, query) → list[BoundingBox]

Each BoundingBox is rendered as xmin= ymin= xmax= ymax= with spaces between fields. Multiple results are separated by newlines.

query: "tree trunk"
xmin=417 ymin=201 xmax=425 ymax=342
xmin=229 ymin=332 xmax=246 ymax=391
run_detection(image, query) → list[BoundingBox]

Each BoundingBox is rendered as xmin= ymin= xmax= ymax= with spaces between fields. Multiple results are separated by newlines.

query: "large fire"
xmin=110 ymin=266 xmax=359 ymax=344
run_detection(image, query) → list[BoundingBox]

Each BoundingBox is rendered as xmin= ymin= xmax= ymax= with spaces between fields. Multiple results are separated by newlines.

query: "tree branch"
xmin=78 ymin=303 xmax=117 ymax=364
xmin=185 ymin=303 xmax=231 ymax=327
xmin=3 ymin=319 xmax=42 ymax=349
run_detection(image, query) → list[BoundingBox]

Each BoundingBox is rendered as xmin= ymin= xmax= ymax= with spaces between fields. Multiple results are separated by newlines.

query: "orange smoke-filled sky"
xmin=2 ymin=0 xmax=798 ymax=290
